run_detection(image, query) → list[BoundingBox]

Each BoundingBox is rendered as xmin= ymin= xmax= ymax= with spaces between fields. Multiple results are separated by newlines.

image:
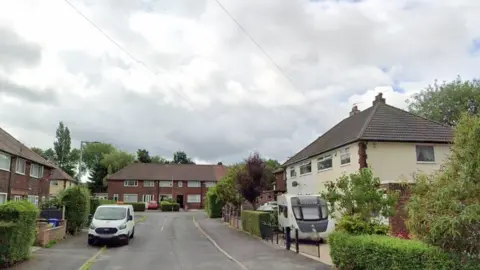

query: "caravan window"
xmin=290 ymin=196 xmax=328 ymax=221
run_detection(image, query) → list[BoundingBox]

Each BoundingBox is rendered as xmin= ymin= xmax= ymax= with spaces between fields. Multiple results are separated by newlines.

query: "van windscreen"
xmin=94 ymin=207 xmax=127 ymax=220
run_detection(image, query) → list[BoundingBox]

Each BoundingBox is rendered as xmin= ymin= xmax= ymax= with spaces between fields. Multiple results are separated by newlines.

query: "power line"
xmin=213 ymin=0 xmax=307 ymax=97
xmin=63 ymin=0 xmax=196 ymax=109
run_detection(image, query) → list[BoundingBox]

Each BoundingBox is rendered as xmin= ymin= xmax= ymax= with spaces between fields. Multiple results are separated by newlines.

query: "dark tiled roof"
xmin=283 ymin=98 xmax=454 ymax=166
xmin=107 ymin=163 xmax=228 ymax=181
xmin=0 ymin=127 xmax=54 ymax=167
xmin=50 ymin=167 xmax=75 ymax=182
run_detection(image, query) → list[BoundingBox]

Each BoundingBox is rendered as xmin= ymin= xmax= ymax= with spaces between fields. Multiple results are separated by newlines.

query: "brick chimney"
xmin=373 ymin=92 xmax=386 ymax=105
xmin=350 ymin=105 xmax=360 ymax=116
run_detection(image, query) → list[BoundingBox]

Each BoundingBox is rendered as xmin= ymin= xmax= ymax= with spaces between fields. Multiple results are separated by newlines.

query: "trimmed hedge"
xmin=62 ymin=186 xmax=91 ymax=235
xmin=0 ymin=201 xmax=39 ymax=268
xmin=241 ymin=210 xmax=272 ymax=239
xmin=160 ymin=201 xmax=180 ymax=212
xmin=329 ymin=232 xmax=480 ymax=270
xmin=124 ymin=202 xmax=146 ymax=212
xmin=205 ymin=191 xmax=222 ymax=218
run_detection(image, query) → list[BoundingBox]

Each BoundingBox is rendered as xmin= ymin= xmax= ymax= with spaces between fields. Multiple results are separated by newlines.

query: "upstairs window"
xmin=317 ymin=155 xmax=332 ymax=171
xmin=416 ymin=145 xmax=435 ymax=162
xmin=289 ymin=167 xmax=297 ymax=178
xmin=143 ymin=180 xmax=155 ymax=187
xmin=188 ymin=181 xmax=201 ymax=188
xmin=16 ymin=158 xmax=26 ymax=174
xmin=0 ymin=152 xmax=11 ymax=171
xmin=124 ymin=180 xmax=138 ymax=187
xmin=159 ymin=181 xmax=172 ymax=187
xmin=30 ymin=164 xmax=44 ymax=178
xmin=299 ymin=161 xmax=312 ymax=175
xmin=340 ymin=147 xmax=351 ymax=165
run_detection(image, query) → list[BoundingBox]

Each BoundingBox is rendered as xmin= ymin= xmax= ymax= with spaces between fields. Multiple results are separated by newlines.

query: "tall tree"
xmin=407 ymin=77 xmax=480 ymax=126
xmin=52 ymin=122 xmax=79 ymax=177
xmin=172 ymin=151 xmax=195 ymax=164
xmin=31 ymin=147 xmax=46 ymax=158
xmin=136 ymin=149 xmax=152 ymax=163
xmin=44 ymin=148 xmax=56 ymax=161
xmin=101 ymin=150 xmax=135 ymax=177
xmin=235 ymin=153 xmax=272 ymax=209
xmin=81 ymin=143 xmax=116 ymax=172
xmin=88 ymin=161 xmax=108 ymax=193
xmin=152 ymin=155 xmax=169 ymax=164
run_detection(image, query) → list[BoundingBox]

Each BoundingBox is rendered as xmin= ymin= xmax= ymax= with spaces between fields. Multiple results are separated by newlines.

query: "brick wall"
xmin=108 ymin=180 xmax=212 ymax=209
xmin=36 ymin=220 xmax=67 ymax=247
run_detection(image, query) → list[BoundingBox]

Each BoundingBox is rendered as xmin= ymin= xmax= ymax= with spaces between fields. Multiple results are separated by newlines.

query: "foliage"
xmin=125 ymin=202 xmax=146 ymax=212
xmin=88 ymin=161 xmax=108 ymax=193
xmin=263 ymin=159 xmax=280 ymax=189
xmin=0 ymin=200 xmax=39 ymax=268
xmin=53 ymin=122 xmax=79 ymax=177
xmin=320 ymin=168 xmax=398 ymax=234
xmin=60 ymin=186 xmax=91 ymax=235
xmin=81 ymin=142 xmax=116 ymax=172
xmin=407 ymin=77 xmax=480 ymax=126
xmin=172 ymin=151 xmax=195 ymax=164
xmin=240 ymin=210 xmax=272 ymax=239
xmin=44 ymin=148 xmax=56 ymax=161
xmin=136 ymin=149 xmax=152 ymax=163
xmin=40 ymin=196 xmax=63 ymax=209
xmin=329 ymin=232 xmax=480 ymax=270
xmin=236 ymin=153 xmax=272 ymax=209
xmin=407 ymin=113 xmax=480 ymax=255
xmin=160 ymin=201 xmax=180 ymax=212
xmin=216 ymin=164 xmax=243 ymax=208
xmin=151 ymin=155 xmax=169 ymax=164
xmin=337 ymin=215 xmax=389 ymax=235
xmin=205 ymin=187 xmax=222 ymax=218
xmin=101 ymin=150 xmax=135 ymax=186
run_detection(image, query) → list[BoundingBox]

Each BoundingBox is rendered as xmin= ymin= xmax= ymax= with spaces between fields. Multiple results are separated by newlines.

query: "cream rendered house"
xmin=283 ymin=93 xmax=453 ymax=196
xmin=49 ymin=167 xmax=77 ymax=197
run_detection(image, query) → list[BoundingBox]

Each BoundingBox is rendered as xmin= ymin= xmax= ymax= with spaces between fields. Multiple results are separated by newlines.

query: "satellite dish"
xmin=292 ymin=181 xmax=298 ymax=187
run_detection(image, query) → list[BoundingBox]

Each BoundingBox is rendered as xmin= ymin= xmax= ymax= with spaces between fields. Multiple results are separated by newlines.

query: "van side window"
xmin=283 ymin=206 xmax=288 ymax=218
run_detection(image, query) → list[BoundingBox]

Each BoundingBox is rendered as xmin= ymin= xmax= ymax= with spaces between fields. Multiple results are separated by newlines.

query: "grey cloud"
xmin=0 ymin=76 xmax=58 ymax=105
xmin=0 ymin=27 xmax=42 ymax=71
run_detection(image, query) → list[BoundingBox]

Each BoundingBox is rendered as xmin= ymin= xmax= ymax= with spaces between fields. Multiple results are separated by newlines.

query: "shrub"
xmin=337 ymin=215 xmax=389 ymax=235
xmin=241 ymin=210 xmax=271 ymax=238
xmin=160 ymin=201 xmax=180 ymax=212
xmin=61 ymin=186 xmax=91 ymax=235
xmin=0 ymin=201 xmax=39 ymax=268
xmin=329 ymin=232 xmax=480 ymax=270
xmin=407 ymin=113 xmax=480 ymax=255
xmin=40 ymin=196 xmax=62 ymax=209
xmin=206 ymin=187 xmax=222 ymax=218
xmin=124 ymin=202 xmax=146 ymax=212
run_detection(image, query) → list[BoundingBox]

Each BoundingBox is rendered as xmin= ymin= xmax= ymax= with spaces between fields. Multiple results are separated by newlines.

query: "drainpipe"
xmin=6 ymin=156 xmax=14 ymax=201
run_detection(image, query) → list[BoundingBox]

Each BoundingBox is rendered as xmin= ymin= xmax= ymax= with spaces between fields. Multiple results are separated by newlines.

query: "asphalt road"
xmin=90 ymin=211 xmax=241 ymax=270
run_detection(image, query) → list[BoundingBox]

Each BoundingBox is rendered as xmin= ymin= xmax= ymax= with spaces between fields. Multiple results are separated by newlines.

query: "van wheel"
xmin=88 ymin=238 xmax=95 ymax=246
xmin=130 ymin=228 xmax=135 ymax=239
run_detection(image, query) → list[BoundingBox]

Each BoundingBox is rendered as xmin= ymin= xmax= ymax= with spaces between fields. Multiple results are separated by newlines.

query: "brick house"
xmin=0 ymin=127 xmax=54 ymax=206
xmin=107 ymin=163 xmax=228 ymax=209
xmin=257 ymin=168 xmax=287 ymax=205
xmin=283 ymin=93 xmax=454 ymax=234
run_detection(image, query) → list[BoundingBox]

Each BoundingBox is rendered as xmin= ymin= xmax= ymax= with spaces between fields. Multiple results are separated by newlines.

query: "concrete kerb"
xmin=192 ymin=216 xmax=249 ymax=270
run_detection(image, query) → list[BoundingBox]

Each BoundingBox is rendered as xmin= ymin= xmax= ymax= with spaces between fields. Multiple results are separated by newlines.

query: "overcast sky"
xmin=0 ymin=0 xmax=479 ymax=164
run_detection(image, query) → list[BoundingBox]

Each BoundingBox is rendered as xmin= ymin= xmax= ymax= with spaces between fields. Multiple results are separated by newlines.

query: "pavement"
xmin=11 ymin=211 xmax=331 ymax=270
xmin=196 ymin=216 xmax=332 ymax=270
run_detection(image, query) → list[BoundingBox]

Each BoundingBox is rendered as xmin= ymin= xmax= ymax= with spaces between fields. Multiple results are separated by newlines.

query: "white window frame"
xmin=187 ymin=194 xmax=201 ymax=203
xmin=415 ymin=145 xmax=435 ymax=163
xmin=0 ymin=152 xmax=11 ymax=172
xmin=123 ymin=194 xmax=138 ymax=203
xmin=0 ymin=193 xmax=7 ymax=204
xmin=187 ymin=181 xmax=201 ymax=188
xmin=340 ymin=147 xmax=351 ymax=165
xmin=299 ymin=161 xmax=312 ymax=175
xmin=205 ymin=182 xmax=216 ymax=188
xmin=113 ymin=194 xmax=119 ymax=201
xmin=178 ymin=181 xmax=183 ymax=187
xmin=28 ymin=195 xmax=39 ymax=206
xmin=30 ymin=164 xmax=44 ymax=178
xmin=15 ymin=158 xmax=26 ymax=175
xmin=159 ymin=194 xmax=173 ymax=201
xmin=159 ymin=181 xmax=172 ymax=187
xmin=13 ymin=195 xmax=22 ymax=201
xmin=142 ymin=194 xmax=155 ymax=202
xmin=289 ymin=167 xmax=296 ymax=178
xmin=143 ymin=180 xmax=155 ymax=187
xmin=317 ymin=154 xmax=333 ymax=171
xmin=124 ymin=180 xmax=138 ymax=187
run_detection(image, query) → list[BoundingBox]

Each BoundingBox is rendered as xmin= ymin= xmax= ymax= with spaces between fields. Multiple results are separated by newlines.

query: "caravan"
xmin=277 ymin=194 xmax=335 ymax=241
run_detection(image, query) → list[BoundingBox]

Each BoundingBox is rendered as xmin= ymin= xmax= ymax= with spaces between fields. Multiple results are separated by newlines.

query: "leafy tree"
xmin=264 ymin=159 xmax=280 ymax=170
xmin=53 ymin=122 xmax=72 ymax=168
xmin=43 ymin=148 xmax=56 ymax=161
xmin=136 ymin=149 xmax=152 ymax=163
xmin=172 ymin=151 xmax=195 ymax=164
xmin=101 ymin=150 xmax=135 ymax=185
xmin=88 ymin=161 xmax=108 ymax=193
xmin=235 ymin=153 xmax=271 ymax=209
xmin=320 ymin=168 xmax=398 ymax=235
xmin=216 ymin=164 xmax=243 ymax=208
xmin=31 ymin=147 xmax=45 ymax=158
xmin=152 ymin=155 xmax=169 ymax=164
xmin=407 ymin=77 xmax=480 ymax=126
xmin=407 ymin=113 xmax=480 ymax=255
xmin=81 ymin=142 xmax=115 ymax=172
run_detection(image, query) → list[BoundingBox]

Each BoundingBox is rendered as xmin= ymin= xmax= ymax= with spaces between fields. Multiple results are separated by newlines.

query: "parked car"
xmin=257 ymin=201 xmax=278 ymax=212
xmin=88 ymin=204 xmax=135 ymax=246
xmin=147 ymin=200 xmax=159 ymax=210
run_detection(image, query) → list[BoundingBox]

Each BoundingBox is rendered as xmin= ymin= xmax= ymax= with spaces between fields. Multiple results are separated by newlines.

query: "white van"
xmin=88 ymin=204 xmax=135 ymax=245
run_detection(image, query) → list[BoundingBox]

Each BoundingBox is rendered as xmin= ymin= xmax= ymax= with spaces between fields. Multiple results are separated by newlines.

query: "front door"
xmin=176 ymin=195 xmax=184 ymax=208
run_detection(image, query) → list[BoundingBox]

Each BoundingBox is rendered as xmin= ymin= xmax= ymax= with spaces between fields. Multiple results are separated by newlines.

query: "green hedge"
xmin=62 ymin=186 xmax=91 ymax=235
xmin=241 ymin=210 xmax=272 ymax=239
xmin=160 ymin=201 xmax=180 ymax=212
xmin=205 ymin=191 xmax=222 ymax=218
xmin=124 ymin=202 xmax=146 ymax=212
xmin=329 ymin=232 xmax=480 ymax=270
xmin=0 ymin=201 xmax=39 ymax=268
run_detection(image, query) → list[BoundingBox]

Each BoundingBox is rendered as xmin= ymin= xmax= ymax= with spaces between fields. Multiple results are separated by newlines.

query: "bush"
xmin=61 ymin=186 xmax=91 ymax=235
xmin=40 ymin=196 xmax=62 ymax=209
xmin=206 ymin=187 xmax=222 ymax=218
xmin=241 ymin=210 xmax=271 ymax=238
xmin=160 ymin=201 xmax=180 ymax=212
xmin=124 ymin=202 xmax=146 ymax=212
xmin=337 ymin=215 xmax=389 ymax=235
xmin=0 ymin=201 xmax=39 ymax=268
xmin=329 ymin=232 xmax=480 ymax=270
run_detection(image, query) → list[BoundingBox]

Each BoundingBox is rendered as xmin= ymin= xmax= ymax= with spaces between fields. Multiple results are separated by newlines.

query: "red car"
xmin=147 ymin=201 xmax=159 ymax=210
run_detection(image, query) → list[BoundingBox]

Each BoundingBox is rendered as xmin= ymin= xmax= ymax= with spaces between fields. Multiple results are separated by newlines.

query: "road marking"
xmin=161 ymin=217 xmax=168 ymax=231
xmin=192 ymin=216 xmax=249 ymax=270
xmin=78 ymin=246 xmax=107 ymax=270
